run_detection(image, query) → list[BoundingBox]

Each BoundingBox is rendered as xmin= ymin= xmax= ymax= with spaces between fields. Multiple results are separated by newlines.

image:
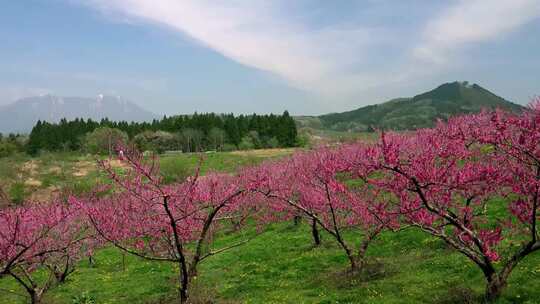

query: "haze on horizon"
xmin=1 ymin=0 xmax=539 ymax=116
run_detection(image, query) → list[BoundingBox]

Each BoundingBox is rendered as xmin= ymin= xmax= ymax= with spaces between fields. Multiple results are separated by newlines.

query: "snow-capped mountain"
xmin=0 ymin=94 xmax=158 ymax=133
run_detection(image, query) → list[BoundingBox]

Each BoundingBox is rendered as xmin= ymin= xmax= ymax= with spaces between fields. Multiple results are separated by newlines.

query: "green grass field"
xmin=1 ymin=221 xmax=538 ymax=303
xmin=1 ymin=149 xmax=539 ymax=304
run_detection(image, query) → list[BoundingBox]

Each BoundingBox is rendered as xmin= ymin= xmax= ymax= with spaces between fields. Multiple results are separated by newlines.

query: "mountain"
xmin=297 ymin=81 xmax=524 ymax=132
xmin=0 ymin=94 xmax=158 ymax=133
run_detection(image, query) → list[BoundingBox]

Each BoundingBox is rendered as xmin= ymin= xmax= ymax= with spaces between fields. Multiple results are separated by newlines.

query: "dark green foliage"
xmin=277 ymin=111 xmax=298 ymax=147
xmin=26 ymin=111 xmax=297 ymax=154
xmin=317 ymin=81 xmax=524 ymax=131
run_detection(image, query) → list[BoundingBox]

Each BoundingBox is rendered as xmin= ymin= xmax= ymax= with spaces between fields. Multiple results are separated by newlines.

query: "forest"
xmin=24 ymin=111 xmax=298 ymax=155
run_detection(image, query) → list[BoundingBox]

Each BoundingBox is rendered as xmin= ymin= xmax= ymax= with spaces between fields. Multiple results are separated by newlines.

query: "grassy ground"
xmin=0 ymin=148 xmax=296 ymax=203
xmin=0 ymin=152 xmax=100 ymax=203
xmin=159 ymin=148 xmax=295 ymax=183
xmin=1 ymin=221 xmax=539 ymax=304
xmin=1 ymin=148 xmax=539 ymax=303
xmin=300 ymin=129 xmax=379 ymax=147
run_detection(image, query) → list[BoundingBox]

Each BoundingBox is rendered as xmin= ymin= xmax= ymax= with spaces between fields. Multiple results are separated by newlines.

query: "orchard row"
xmin=2 ymin=99 xmax=540 ymax=303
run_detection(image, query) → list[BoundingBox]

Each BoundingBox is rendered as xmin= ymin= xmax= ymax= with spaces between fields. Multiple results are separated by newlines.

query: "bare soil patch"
xmin=73 ymin=160 xmax=95 ymax=177
xmin=108 ymin=159 xmax=129 ymax=169
xmin=29 ymin=186 xmax=60 ymax=202
xmin=47 ymin=166 xmax=63 ymax=174
xmin=24 ymin=178 xmax=42 ymax=187
xmin=21 ymin=160 xmax=39 ymax=176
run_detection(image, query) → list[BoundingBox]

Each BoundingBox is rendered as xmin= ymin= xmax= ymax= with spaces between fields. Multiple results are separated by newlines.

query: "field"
xmin=300 ymin=128 xmax=379 ymax=147
xmin=1 ymin=215 xmax=539 ymax=303
xmin=1 ymin=148 xmax=539 ymax=304
xmin=0 ymin=148 xmax=296 ymax=204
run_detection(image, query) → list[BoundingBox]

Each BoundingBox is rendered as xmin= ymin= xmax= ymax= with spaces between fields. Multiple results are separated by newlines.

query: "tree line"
xmin=26 ymin=111 xmax=298 ymax=155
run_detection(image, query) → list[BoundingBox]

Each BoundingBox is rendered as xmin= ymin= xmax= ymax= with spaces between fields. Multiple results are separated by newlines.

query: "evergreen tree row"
xmin=27 ymin=111 xmax=297 ymax=155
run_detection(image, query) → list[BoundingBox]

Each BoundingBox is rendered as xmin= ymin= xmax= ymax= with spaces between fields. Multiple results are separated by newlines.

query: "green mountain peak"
xmin=307 ymin=81 xmax=523 ymax=131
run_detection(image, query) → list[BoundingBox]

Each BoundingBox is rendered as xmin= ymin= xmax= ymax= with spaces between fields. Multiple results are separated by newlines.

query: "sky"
xmin=0 ymin=0 xmax=539 ymax=115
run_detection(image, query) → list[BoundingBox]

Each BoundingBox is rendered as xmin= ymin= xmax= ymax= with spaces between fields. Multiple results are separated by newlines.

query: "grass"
xmin=300 ymin=128 xmax=379 ymax=146
xmin=196 ymin=222 xmax=540 ymax=304
xmin=1 ymin=148 xmax=539 ymax=303
xmin=1 ymin=221 xmax=539 ymax=304
xmin=0 ymin=148 xmax=294 ymax=201
xmin=159 ymin=149 xmax=293 ymax=183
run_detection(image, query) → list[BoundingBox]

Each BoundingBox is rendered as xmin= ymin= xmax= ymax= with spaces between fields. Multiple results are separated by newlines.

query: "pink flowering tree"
xmin=0 ymin=203 xmax=91 ymax=304
xmin=370 ymin=101 xmax=540 ymax=301
xmin=244 ymin=159 xmax=324 ymax=246
xmin=253 ymin=147 xmax=399 ymax=272
xmin=78 ymin=148 xmax=258 ymax=303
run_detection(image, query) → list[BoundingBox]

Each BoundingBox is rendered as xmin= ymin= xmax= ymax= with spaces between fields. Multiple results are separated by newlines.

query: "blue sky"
xmin=1 ymin=0 xmax=539 ymax=115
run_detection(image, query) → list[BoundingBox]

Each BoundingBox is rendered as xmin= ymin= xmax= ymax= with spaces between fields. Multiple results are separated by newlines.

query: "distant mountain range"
xmin=0 ymin=81 xmax=525 ymax=134
xmin=296 ymin=81 xmax=524 ymax=131
xmin=0 ymin=94 xmax=158 ymax=133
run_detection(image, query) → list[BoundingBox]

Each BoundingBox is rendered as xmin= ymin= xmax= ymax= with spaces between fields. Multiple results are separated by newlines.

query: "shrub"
xmin=222 ymin=143 xmax=237 ymax=152
xmin=0 ymin=141 xmax=18 ymax=158
xmin=8 ymin=182 xmax=26 ymax=204
xmin=238 ymin=136 xmax=254 ymax=150
xmin=266 ymin=137 xmax=280 ymax=149
xmin=134 ymin=131 xmax=178 ymax=154
xmin=83 ymin=127 xmax=128 ymax=155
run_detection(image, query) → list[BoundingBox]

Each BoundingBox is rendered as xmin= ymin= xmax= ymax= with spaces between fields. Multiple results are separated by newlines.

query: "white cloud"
xmin=414 ymin=0 xmax=540 ymax=64
xmin=79 ymin=0 xmax=540 ymax=106
xmin=81 ymin=0 xmax=391 ymax=98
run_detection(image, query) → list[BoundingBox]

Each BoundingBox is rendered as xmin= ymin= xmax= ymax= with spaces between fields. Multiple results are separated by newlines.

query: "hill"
xmin=0 ymin=94 xmax=157 ymax=133
xmin=298 ymin=81 xmax=524 ymax=131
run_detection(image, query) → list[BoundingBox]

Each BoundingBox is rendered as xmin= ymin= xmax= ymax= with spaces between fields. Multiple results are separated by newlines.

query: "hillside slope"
xmin=302 ymin=82 xmax=523 ymax=131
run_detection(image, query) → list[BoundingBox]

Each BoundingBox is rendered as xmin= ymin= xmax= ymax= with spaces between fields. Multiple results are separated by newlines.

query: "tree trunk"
xmin=347 ymin=255 xmax=359 ymax=273
xmin=355 ymin=236 xmax=372 ymax=273
xmin=55 ymin=270 xmax=68 ymax=284
xmin=311 ymin=218 xmax=321 ymax=246
xmin=9 ymin=271 xmax=43 ymax=304
xmin=179 ymin=274 xmax=189 ymax=304
xmin=179 ymin=288 xmax=188 ymax=304
xmin=329 ymin=225 xmax=358 ymax=273
xmin=54 ymin=257 xmax=73 ymax=284
xmin=485 ymin=274 xmax=506 ymax=303
xmin=88 ymin=255 xmax=95 ymax=267
xmin=30 ymin=291 xmax=38 ymax=304
xmin=188 ymin=266 xmax=198 ymax=278
xmin=29 ymin=289 xmax=43 ymax=304
xmin=178 ymin=262 xmax=190 ymax=304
